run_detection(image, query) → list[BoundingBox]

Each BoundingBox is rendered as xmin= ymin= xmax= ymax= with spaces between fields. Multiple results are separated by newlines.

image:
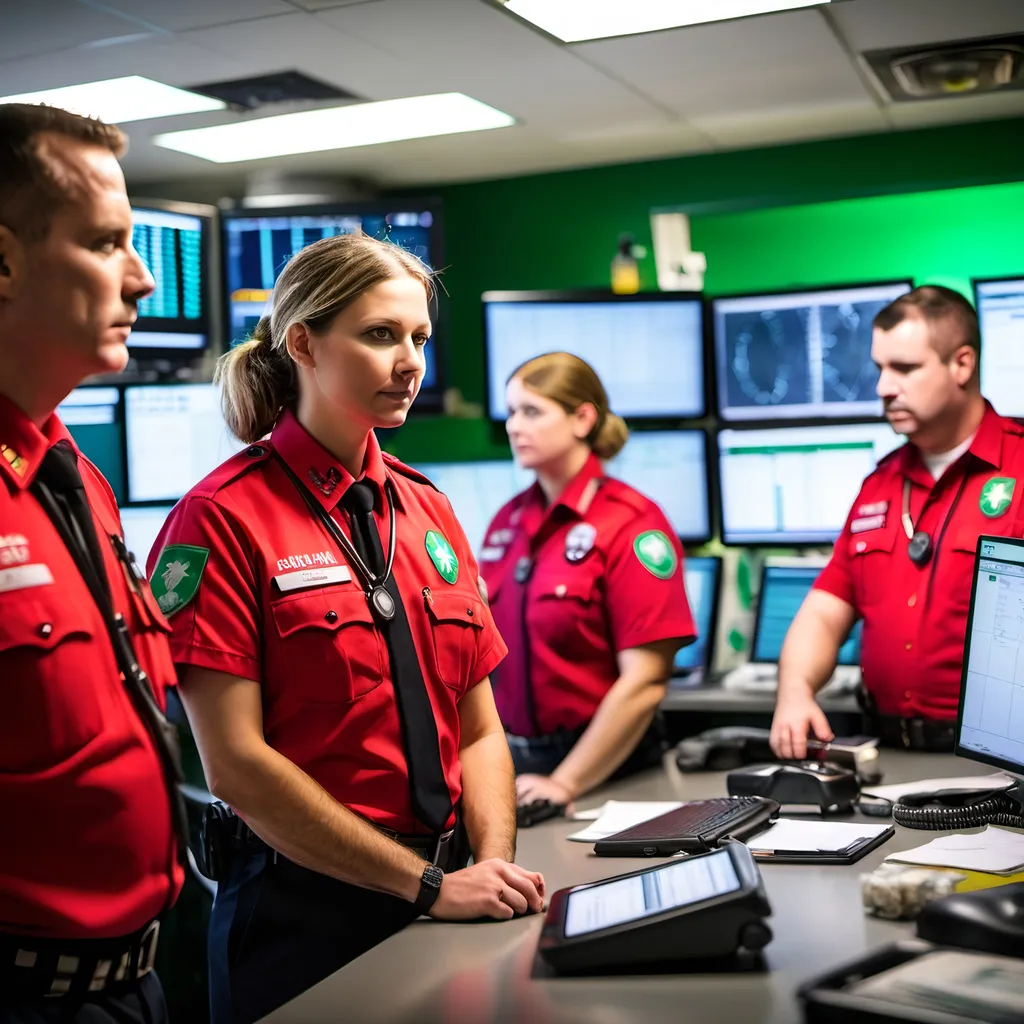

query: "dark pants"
xmin=209 ymin=843 xmax=465 ymax=1024
xmin=0 ymin=972 xmax=167 ymax=1024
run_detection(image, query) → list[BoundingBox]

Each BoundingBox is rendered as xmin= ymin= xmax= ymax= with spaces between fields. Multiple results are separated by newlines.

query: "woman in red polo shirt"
xmin=148 ymin=234 xmax=543 ymax=1024
xmin=479 ymin=353 xmax=696 ymax=812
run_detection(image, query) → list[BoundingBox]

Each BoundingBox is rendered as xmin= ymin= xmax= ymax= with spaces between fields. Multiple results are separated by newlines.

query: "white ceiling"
xmin=1 ymin=0 xmax=1022 ymax=195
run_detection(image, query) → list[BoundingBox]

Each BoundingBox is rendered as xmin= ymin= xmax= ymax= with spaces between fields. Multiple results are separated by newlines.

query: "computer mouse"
xmin=917 ymin=882 xmax=1024 ymax=957
xmin=516 ymin=799 xmax=566 ymax=829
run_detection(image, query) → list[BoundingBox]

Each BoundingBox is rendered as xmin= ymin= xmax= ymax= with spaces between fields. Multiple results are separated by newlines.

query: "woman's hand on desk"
xmin=430 ymin=860 xmax=546 ymax=921
xmin=516 ymin=774 xmax=574 ymax=810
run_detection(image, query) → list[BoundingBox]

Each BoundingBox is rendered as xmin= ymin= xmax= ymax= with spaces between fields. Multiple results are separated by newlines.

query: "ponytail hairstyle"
xmin=509 ymin=351 xmax=629 ymax=460
xmin=216 ymin=232 xmax=435 ymax=444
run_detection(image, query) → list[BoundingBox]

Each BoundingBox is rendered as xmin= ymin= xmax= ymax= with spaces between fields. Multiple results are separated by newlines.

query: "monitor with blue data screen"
xmin=483 ymin=290 xmax=705 ymax=420
xmin=712 ymin=280 xmax=912 ymax=421
xmin=130 ymin=202 xmax=214 ymax=354
xmin=975 ymin=277 xmax=1024 ymax=417
xmin=675 ymin=556 xmax=722 ymax=675
xmin=57 ymin=386 xmax=125 ymax=505
xmin=752 ymin=564 xmax=862 ymax=666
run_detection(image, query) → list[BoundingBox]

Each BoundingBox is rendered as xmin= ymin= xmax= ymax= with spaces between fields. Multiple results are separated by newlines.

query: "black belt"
xmin=877 ymin=716 xmax=956 ymax=753
xmin=0 ymin=920 xmax=159 ymax=1001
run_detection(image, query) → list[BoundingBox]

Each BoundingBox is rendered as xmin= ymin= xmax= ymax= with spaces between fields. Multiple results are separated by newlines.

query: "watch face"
xmin=423 ymin=864 xmax=444 ymax=888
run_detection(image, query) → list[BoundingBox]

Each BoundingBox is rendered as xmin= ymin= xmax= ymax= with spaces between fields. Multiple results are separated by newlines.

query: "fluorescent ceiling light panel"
xmin=153 ymin=92 xmax=515 ymax=163
xmin=505 ymin=0 xmax=829 ymax=42
xmin=0 ymin=76 xmax=225 ymax=123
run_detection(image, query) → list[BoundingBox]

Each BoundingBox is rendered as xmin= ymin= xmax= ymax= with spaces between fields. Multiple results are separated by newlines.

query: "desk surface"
xmin=265 ymin=752 xmax=995 ymax=1024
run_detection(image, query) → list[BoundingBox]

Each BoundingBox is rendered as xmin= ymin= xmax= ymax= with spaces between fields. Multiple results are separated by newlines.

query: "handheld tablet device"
xmin=537 ymin=843 xmax=772 ymax=973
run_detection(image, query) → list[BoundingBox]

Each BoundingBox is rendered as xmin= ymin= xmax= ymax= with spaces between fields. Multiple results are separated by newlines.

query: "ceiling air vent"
xmin=864 ymin=34 xmax=1024 ymax=102
xmin=190 ymin=71 xmax=360 ymax=111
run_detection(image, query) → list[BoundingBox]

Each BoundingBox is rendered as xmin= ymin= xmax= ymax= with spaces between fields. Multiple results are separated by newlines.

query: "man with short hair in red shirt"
xmin=0 ymin=104 xmax=182 ymax=1022
xmin=771 ymin=286 xmax=1024 ymax=759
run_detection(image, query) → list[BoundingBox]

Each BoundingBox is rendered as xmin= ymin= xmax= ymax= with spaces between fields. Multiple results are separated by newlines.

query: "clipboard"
xmin=747 ymin=823 xmax=895 ymax=865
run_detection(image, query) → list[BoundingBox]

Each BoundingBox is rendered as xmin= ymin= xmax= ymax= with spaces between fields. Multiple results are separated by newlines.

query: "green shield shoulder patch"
xmin=633 ymin=530 xmax=678 ymax=580
xmin=150 ymin=544 xmax=210 ymax=616
xmin=980 ymin=477 xmax=1015 ymax=518
xmin=425 ymin=530 xmax=459 ymax=584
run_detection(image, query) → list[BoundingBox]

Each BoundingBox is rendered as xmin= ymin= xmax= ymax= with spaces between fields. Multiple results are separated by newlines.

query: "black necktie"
xmin=342 ymin=481 xmax=452 ymax=832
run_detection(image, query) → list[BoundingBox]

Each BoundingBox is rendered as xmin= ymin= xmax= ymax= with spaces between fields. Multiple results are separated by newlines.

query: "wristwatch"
xmin=413 ymin=863 xmax=444 ymax=915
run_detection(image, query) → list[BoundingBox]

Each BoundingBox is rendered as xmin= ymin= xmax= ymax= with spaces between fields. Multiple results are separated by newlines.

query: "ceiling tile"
xmin=831 ymin=0 xmax=1024 ymax=52
xmin=884 ymin=89 xmax=1024 ymax=129
xmin=96 ymin=0 xmax=295 ymax=32
xmin=575 ymin=9 xmax=872 ymax=118
xmin=0 ymin=0 xmax=145 ymax=64
xmin=694 ymin=100 xmax=888 ymax=149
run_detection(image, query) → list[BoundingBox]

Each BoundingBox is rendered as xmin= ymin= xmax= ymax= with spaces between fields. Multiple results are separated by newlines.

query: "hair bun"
xmin=592 ymin=412 xmax=629 ymax=461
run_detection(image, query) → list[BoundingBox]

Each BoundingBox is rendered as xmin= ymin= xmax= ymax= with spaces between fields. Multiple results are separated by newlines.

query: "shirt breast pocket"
xmin=424 ymin=590 xmax=485 ymax=694
xmin=0 ymin=597 xmax=103 ymax=771
xmin=271 ymin=589 xmax=384 ymax=703
xmin=848 ymin=528 xmax=897 ymax=609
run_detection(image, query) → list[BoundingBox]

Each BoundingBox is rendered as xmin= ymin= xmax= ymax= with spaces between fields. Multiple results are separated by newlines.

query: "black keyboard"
xmin=593 ymin=796 xmax=778 ymax=856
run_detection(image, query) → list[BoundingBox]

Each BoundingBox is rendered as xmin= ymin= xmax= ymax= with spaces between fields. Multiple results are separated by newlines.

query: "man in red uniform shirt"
xmin=0 ymin=104 xmax=182 ymax=1022
xmin=771 ymin=286 xmax=1024 ymax=758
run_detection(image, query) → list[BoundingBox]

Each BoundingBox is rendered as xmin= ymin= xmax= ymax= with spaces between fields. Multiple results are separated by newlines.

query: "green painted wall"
xmin=385 ymin=114 xmax=1024 ymax=464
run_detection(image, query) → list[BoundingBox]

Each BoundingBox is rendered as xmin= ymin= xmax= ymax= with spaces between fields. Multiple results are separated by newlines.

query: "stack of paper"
xmin=746 ymin=819 xmax=892 ymax=854
xmin=861 ymin=773 xmax=1016 ymax=801
xmin=566 ymin=801 xmax=683 ymax=843
xmin=886 ymin=826 xmax=1024 ymax=875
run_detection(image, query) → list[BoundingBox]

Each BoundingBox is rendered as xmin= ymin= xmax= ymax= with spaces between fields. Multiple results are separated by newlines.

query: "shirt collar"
xmin=0 ymin=393 xmax=76 ymax=491
xmin=270 ymin=409 xmax=390 ymax=513
xmin=524 ymin=451 xmax=604 ymax=519
xmin=896 ymin=400 xmax=1004 ymax=485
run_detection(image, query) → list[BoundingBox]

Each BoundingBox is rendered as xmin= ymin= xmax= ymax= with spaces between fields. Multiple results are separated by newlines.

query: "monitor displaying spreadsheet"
xmin=975 ymin=277 xmax=1024 ymax=417
xmin=712 ymin=281 xmax=912 ymax=421
xmin=718 ymin=423 xmax=903 ymax=545
xmin=675 ymin=556 xmax=721 ymax=674
xmin=483 ymin=291 xmax=705 ymax=420
xmin=57 ymin=386 xmax=126 ymax=505
xmin=124 ymin=384 xmax=247 ymax=503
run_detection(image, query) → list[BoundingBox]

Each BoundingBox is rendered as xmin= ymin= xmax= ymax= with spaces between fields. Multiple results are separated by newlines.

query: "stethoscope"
xmin=901 ymin=473 xmax=969 ymax=568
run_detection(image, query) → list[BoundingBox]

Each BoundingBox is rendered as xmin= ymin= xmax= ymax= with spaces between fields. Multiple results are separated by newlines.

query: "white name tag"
xmin=0 ymin=563 xmax=55 ymax=593
xmin=850 ymin=514 xmax=886 ymax=534
xmin=479 ymin=546 xmax=505 ymax=562
xmin=273 ymin=565 xmax=351 ymax=593
xmin=857 ymin=501 xmax=889 ymax=517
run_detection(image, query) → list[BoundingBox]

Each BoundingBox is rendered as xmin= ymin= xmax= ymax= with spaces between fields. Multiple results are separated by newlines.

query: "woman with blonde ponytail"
xmin=480 ymin=352 xmax=696 ymax=812
xmin=146 ymin=233 xmax=544 ymax=1024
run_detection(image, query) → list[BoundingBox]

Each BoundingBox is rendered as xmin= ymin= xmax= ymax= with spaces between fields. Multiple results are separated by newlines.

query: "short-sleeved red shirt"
xmin=815 ymin=403 xmax=1024 ymax=719
xmin=0 ymin=395 xmax=182 ymax=939
xmin=478 ymin=453 xmax=695 ymax=737
xmin=149 ymin=411 xmax=506 ymax=834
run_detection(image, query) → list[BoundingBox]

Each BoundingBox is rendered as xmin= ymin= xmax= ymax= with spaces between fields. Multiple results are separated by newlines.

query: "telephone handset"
xmin=892 ymin=786 xmax=1024 ymax=830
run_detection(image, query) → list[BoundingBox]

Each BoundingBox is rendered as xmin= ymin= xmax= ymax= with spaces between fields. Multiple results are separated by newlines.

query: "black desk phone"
xmin=917 ymin=882 xmax=1024 ymax=959
xmin=537 ymin=842 xmax=772 ymax=974
xmin=727 ymin=760 xmax=860 ymax=812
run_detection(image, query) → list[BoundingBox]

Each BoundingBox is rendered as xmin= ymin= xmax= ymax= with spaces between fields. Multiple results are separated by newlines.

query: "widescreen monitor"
xmin=752 ymin=563 xmax=862 ymax=666
xmin=130 ymin=201 xmax=216 ymax=354
xmin=124 ymin=383 xmax=247 ymax=504
xmin=222 ymin=202 xmax=443 ymax=400
xmin=120 ymin=505 xmax=175 ymax=569
xmin=718 ymin=422 xmax=903 ymax=545
xmin=57 ymin=386 xmax=126 ymax=505
xmin=955 ymin=536 xmax=1024 ymax=782
xmin=674 ymin=555 xmax=722 ymax=675
xmin=712 ymin=280 xmax=912 ymax=421
xmin=483 ymin=291 xmax=705 ymax=421
xmin=975 ymin=277 xmax=1024 ymax=417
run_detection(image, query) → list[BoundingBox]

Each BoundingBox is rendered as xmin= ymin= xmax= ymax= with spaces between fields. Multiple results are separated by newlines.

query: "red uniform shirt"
xmin=0 ymin=395 xmax=182 ymax=939
xmin=149 ymin=411 xmax=506 ymax=834
xmin=815 ymin=403 xmax=1024 ymax=720
xmin=479 ymin=453 xmax=696 ymax=737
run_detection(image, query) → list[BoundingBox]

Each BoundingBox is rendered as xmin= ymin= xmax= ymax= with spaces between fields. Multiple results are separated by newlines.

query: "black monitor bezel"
xmin=673 ymin=553 xmax=722 ymax=677
xmin=714 ymin=417 xmax=902 ymax=548
xmin=220 ymin=198 xmax=446 ymax=412
xmin=58 ymin=383 xmax=129 ymax=508
xmin=127 ymin=198 xmax=219 ymax=362
xmin=954 ymin=534 xmax=1024 ymax=779
xmin=480 ymin=288 xmax=707 ymax=423
xmin=709 ymin=278 xmax=914 ymax=424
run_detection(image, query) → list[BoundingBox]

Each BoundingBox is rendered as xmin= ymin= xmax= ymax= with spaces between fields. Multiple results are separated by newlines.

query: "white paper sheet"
xmin=886 ymin=825 xmax=1024 ymax=874
xmin=860 ymin=773 xmax=1016 ymax=801
xmin=745 ymin=818 xmax=892 ymax=853
xmin=566 ymin=801 xmax=683 ymax=843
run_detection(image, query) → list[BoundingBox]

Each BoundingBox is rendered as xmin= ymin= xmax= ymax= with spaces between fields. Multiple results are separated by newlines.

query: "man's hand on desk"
xmin=770 ymin=692 xmax=834 ymax=760
xmin=516 ymin=773 xmax=574 ymax=809
xmin=430 ymin=860 xmax=546 ymax=921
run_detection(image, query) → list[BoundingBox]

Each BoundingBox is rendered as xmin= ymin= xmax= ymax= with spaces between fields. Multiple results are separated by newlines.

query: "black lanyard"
xmin=274 ymin=453 xmax=399 ymax=621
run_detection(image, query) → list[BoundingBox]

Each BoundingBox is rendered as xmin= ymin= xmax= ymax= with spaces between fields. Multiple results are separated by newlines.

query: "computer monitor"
xmin=221 ymin=202 xmax=443 ymax=404
xmin=130 ymin=201 xmax=216 ymax=355
xmin=751 ymin=562 xmax=862 ymax=666
xmin=718 ymin=422 xmax=904 ymax=546
xmin=57 ymin=386 xmax=126 ymax=505
xmin=974 ymin=277 xmax=1024 ymax=417
xmin=674 ymin=555 xmax=722 ymax=676
xmin=124 ymin=383 xmax=247 ymax=504
xmin=483 ymin=290 xmax=705 ymax=421
xmin=712 ymin=280 xmax=913 ymax=421
xmin=119 ymin=504 xmax=175 ymax=569
xmin=955 ymin=536 xmax=1024 ymax=784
